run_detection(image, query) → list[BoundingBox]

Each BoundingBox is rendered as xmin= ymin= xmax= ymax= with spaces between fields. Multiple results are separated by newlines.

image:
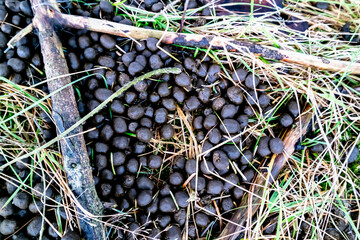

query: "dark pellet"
xmin=148 ymin=155 xmax=162 ymax=169
xmin=245 ymin=74 xmax=260 ymax=89
xmin=227 ymin=86 xmax=243 ymax=105
xmin=269 ymin=137 xmax=284 ymax=154
xmin=280 ymin=113 xmax=294 ymax=127
xmin=232 ymin=68 xmax=248 ymax=82
xmin=160 ymin=124 xmax=175 ymax=139
xmin=136 ymin=127 xmax=152 ymax=142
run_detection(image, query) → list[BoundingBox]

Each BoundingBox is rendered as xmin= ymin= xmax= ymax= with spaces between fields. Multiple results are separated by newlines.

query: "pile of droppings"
xmin=55 ymin=13 xmax=305 ymax=237
xmin=1 ymin=0 xmax=359 ymax=239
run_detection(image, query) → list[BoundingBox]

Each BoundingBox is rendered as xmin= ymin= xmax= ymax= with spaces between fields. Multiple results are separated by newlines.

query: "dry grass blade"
xmin=0 ymin=80 xmax=80 ymax=239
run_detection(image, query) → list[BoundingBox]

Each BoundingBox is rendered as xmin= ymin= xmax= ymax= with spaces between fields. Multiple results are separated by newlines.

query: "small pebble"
xmin=240 ymin=150 xmax=253 ymax=165
xmin=233 ymin=187 xmax=244 ymax=199
xmin=98 ymin=55 xmax=115 ymax=68
xmin=162 ymin=98 xmax=176 ymax=111
xmin=112 ymin=136 xmax=130 ymax=149
xmin=221 ymin=104 xmax=238 ymax=118
xmin=222 ymin=198 xmax=235 ymax=211
xmin=311 ymin=143 xmax=324 ymax=153
xmin=212 ymin=97 xmax=226 ymax=111
xmin=190 ymin=177 xmax=206 ymax=191
xmin=152 ymin=2 xmax=164 ymax=12
xmin=224 ymin=173 xmax=240 ymax=191
xmin=126 ymin=158 xmax=139 ymax=173
xmin=113 ymin=151 xmax=126 ymax=166
xmin=212 ymin=150 xmax=229 ymax=171
xmin=62 ymin=231 xmax=81 ymax=240
xmin=200 ymin=160 xmax=215 ymax=175
xmin=169 ymin=172 xmax=183 ymax=186
xmin=242 ymin=168 xmax=255 ymax=183
xmin=13 ymin=192 xmax=29 ymax=209
xmin=78 ymin=35 xmax=91 ymax=49
xmin=17 ymin=45 xmax=31 ymax=59
xmin=173 ymin=86 xmax=186 ymax=103
xmin=209 ymin=128 xmax=221 ymax=144
xmin=122 ymin=52 xmax=135 ymax=67
xmin=0 ymin=63 xmax=10 ymax=78
xmin=94 ymin=88 xmax=113 ymax=102
xmin=149 ymin=55 xmax=163 ymax=70
xmin=198 ymin=87 xmax=211 ymax=103
xmin=167 ymin=225 xmax=181 ymax=240
xmin=0 ymin=197 xmax=14 ymax=217
xmin=157 ymin=82 xmax=171 ymax=97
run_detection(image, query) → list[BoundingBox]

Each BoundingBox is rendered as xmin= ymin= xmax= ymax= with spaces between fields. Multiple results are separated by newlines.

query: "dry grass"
xmin=0 ymin=78 xmax=81 ymax=238
xmin=1 ymin=0 xmax=360 ymax=239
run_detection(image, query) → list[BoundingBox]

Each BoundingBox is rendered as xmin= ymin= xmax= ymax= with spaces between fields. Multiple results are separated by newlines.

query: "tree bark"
xmin=30 ymin=1 xmax=105 ymax=239
xmin=219 ymin=105 xmax=313 ymax=240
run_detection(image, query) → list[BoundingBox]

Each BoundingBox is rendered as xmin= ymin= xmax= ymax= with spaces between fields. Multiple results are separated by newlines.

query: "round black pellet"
xmin=269 ymin=137 xmax=284 ymax=154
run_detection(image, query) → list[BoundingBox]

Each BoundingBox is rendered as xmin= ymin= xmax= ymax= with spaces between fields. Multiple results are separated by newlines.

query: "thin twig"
xmin=5 ymin=23 xmax=33 ymax=53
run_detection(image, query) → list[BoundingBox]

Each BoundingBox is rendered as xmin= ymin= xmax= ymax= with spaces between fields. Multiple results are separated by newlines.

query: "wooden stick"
xmin=218 ymin=105 xmax=313 ymax=240
xmin=30 ymin=1 xmax=105 ymax=239
xmin=6 ymin=7 xmax=360 ymax=74
xmin=5 ymin=23 xmax=33 ymax=52
xmin=48 ymin=10 xmax=360 ymax=74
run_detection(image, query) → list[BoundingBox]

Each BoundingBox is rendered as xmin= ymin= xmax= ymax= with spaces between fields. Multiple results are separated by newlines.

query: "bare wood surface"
xmin=49 ymin=11 xmax=360 ymax=74
xmin=5 ymin=23 xmax=33 ymax=52
xmin=6 ymin=6 xmax=360 ymax=74
xmin=218 ymin=105 xmax=313 ymax=240
xmin=30 ymin=1 xmax=105 ymax=239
